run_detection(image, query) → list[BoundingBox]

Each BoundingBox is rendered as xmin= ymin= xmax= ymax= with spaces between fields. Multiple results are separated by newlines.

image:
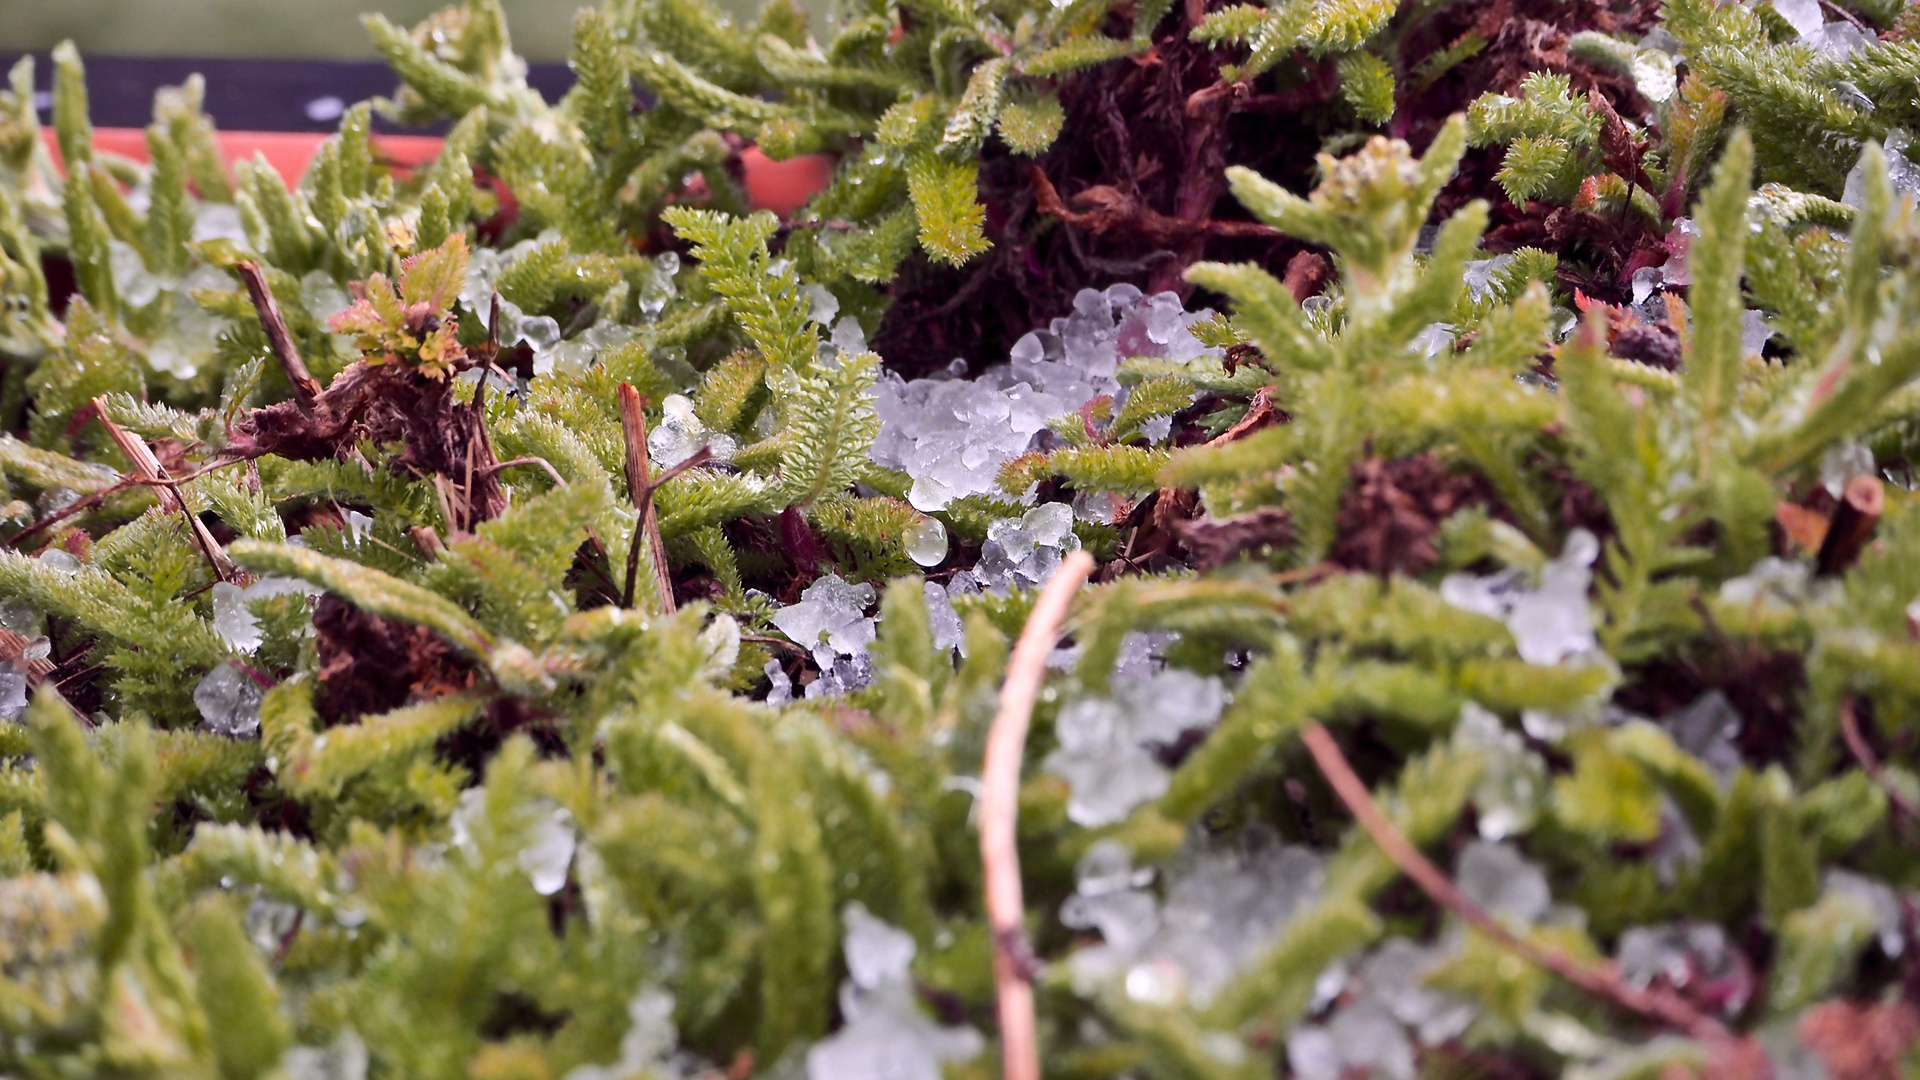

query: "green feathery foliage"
xmin=1 ymin=1 xmax=1919 ymax=1079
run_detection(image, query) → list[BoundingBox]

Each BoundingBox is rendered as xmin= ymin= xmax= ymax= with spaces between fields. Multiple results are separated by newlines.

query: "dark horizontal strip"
xmin=0 ymin=54 xmax=576 ymax=134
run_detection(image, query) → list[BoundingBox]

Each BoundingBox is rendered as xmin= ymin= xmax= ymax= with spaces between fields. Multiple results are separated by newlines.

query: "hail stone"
xmin=1456 ymin=841 xmax=1551 ymax=927
xmin=195 ymin=664 xmax=264 ymax=739
xmin=517 ymin=804 xmax=576 ymax=896
xmin=0 ymin=661 xmax=26 ymax=722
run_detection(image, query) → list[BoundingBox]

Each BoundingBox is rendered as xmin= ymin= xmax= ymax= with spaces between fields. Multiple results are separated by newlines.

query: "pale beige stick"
xmin=92 ymin=397 xmax=240 ymax=583
xmin=981 ymin=549 xmax=1096 ymax=1080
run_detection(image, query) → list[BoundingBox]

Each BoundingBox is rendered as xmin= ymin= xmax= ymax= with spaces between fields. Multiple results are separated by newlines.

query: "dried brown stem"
xmin=1839 ymin=699 xmax=1920 ymax=825
xmin=482 ymin=456 xmax=571 ymax=489
xmin=92 ymin=397 xmax=240 ymax=582
xmin=1298 ymin=721 xmax=1729 ymax=1042
xmin=3 ymin=478 xmax=136 ymax=549
xmin=981 ymin=549 xmax=1096 ymax=1080
xmin=617 ymin=384 xmax=677 ymax=614
xmin=236 ymin=261 xmax=322 ymax=413
xmin=1817 ymin=474 xmax=1884 ymax=576
xmin=1029 ymin=165 xmax=1284 ymax=248
xmin=1204 ymin=385 xmax=1284 ymax=447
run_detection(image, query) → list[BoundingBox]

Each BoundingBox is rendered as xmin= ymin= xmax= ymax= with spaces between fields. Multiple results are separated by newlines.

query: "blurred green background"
xmin=0 ymin=0 xmax=767 ymax=62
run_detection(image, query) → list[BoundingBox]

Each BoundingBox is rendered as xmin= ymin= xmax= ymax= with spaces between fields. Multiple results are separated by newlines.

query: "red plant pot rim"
xmin=41 ymin=128 xmax=832 ymax=217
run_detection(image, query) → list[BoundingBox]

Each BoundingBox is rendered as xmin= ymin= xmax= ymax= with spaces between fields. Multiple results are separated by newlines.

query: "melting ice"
xmin=870 ymin=285 xmax=1220 ymax=511
xmin=1045 ymin=666 xmax=1227 ymax=826
xmin=806 ymin=904 xmax=982 ymax=1080
xmin=195 ymin=663 xmax=265 ymax=738
xmin=1440 ymin=529 xmax=1599 ymax=665
xmin=770 ymin=574 xmax=879 ymax=698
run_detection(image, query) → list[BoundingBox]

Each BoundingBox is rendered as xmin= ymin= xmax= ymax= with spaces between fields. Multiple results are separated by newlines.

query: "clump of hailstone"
xmin=1062 ymin=830 xmax=1326 ymax=1008
xmin=0 ymin=661 xmax=26 ymax=723
xmin=1453 ymin=702 xmax=1548 ymax=840
xmin=769 ymin=574 xmax=879 ymax=699
xmin=922 ymin=580 xmax=966 ymax=656
xmin=194 ymin=663 xmax=265 ymax=738
xmin=870 ymin=284 xmax=1222 ymax=511
xmin=1287 ymin=939 xmax=1479 ymax=1080
xmin=805 ymin=903 xmax=982 ymax=1080
xmin=648 ymin=394 xmax=738 ymax=469
xmin=1439 ymin=529 xmax=1599 ymax=665
xmin=448 ymin=790 xmax=577 ymax=896
xmin=1289 ymin=843 xmax=1550 ymax=1080
xmin=562 ymin=988 xmax=691 ymax=1080
xmin=1044 ymin=665 xmax=1227 ymax=826
xmin=948 ymin=502 xmax=1080 ymax=595
xmin=210 ymin=576 xmax=325 ymax=654
xmin=459 ymin=232 xmax=674 ymax=377
xmin=1615 ymin=921 xmax=1753 ymax=1017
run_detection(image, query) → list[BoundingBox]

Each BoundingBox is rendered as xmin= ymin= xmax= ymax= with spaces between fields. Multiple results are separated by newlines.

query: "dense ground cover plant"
xmin=2 ymin=0 xmax=1920 ymax=1076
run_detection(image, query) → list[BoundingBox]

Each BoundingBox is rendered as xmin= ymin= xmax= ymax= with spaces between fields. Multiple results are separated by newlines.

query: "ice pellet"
xmin=517 ymin=805 xmax=576 ymax=896
xmin=0 ymin=661 xmax=26 ymax=722
xmin=806 ymin=904 xmax=983 ymax=1080
xmin=195 ymin=663 xmax=264 ymax=738
xmin=1457 ymin=841 xmax=1551 ymax=926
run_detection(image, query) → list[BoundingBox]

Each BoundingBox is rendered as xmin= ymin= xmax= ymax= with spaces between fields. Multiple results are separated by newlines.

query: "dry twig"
xmin=235 ymin=260 xmax=322 ymax=413
xmin=1298 ymin=721 xmax=1730 ymax=1041
xmin=1839 ymin=699 xmax=1920 ymax=826
xmin=980 ymin=549 xmax=1096 ymax=1080
xmin=617 ymin=384 xmax=678 ymax=614
xmin=91 ymin=396 xmax=239 ymax=582
xmin=1817 ymin=474 xmax=1884 ymax=576
xmin=1029 ymin=165 xmax=1284 ymax=247
xmin=3 ymin=477 xmax=136 ymax=549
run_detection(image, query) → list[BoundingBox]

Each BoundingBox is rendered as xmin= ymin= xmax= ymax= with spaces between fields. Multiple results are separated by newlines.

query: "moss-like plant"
xmin=1 ymin=0 xmax=1919 ymax=1077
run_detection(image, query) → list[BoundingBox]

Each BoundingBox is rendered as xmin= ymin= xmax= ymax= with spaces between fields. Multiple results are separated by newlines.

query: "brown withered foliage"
xmin=1330 ymin=454 xmax=1503 ymax=577
xmin=313 ymin=595 xmax=476 ymax=726
xmin=1170 ymin=506 xmax=1295 ymax=570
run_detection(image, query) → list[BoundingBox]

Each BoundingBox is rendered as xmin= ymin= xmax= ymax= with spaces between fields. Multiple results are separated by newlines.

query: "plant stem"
xmin=617 ymin=383 xmax=676 ymax=614
xmin=92 ymin=396 xmax=239 ymax=582
xmin=1298 ymin=721 xmax=1729 ymax=1042
xmin=981 ymin=549 xmax=1095 ymax=1080
xmin=236 ymin=260 xmax=322 ymax=413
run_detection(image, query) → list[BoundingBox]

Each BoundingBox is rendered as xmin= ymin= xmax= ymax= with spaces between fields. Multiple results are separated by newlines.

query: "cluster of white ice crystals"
xmin=870 ymin=284 xmax=1221 ymax=511
xmin=460 ymin=231 xmax=674 ymax=376
xmin=648 ymin=393 xmax=738 ymax=468
xmin=564 ymin=989 xmax=693 ymax=1080
xmin=195 ymin=663 xmax=265 ymax=738
xmin=1287 ymin=940 xmax=1478 ymax=1080
xmin=210 ymin=576 xmax=324 ymax=654
xmin=1773 ymin=0 xmax=1876 ymax=58
xmin=952 ymin=502 xmax=1080 ymax=595
xmin=1440 ymin=529 xmax=1600 ymax=666
xmin=769 ymin=575 xmax=880 ymax=700
xmin=1454 ymin=702 xmax=1549 ymax=840
xmin=449 ymin=790 xmax=577 ymax=896
xmin=1044 ymin=667 xmax=1228 ymax=826
xmin=1062 ymin=832 xmax=1325 ymax=1008
xmin=0 ymin=662 xmax=25 ymax=723
xmin=806 ymin=903 xmax=982 ymax=1080
xmin=1290 ymin=842 xmax=1550 ymax=1080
